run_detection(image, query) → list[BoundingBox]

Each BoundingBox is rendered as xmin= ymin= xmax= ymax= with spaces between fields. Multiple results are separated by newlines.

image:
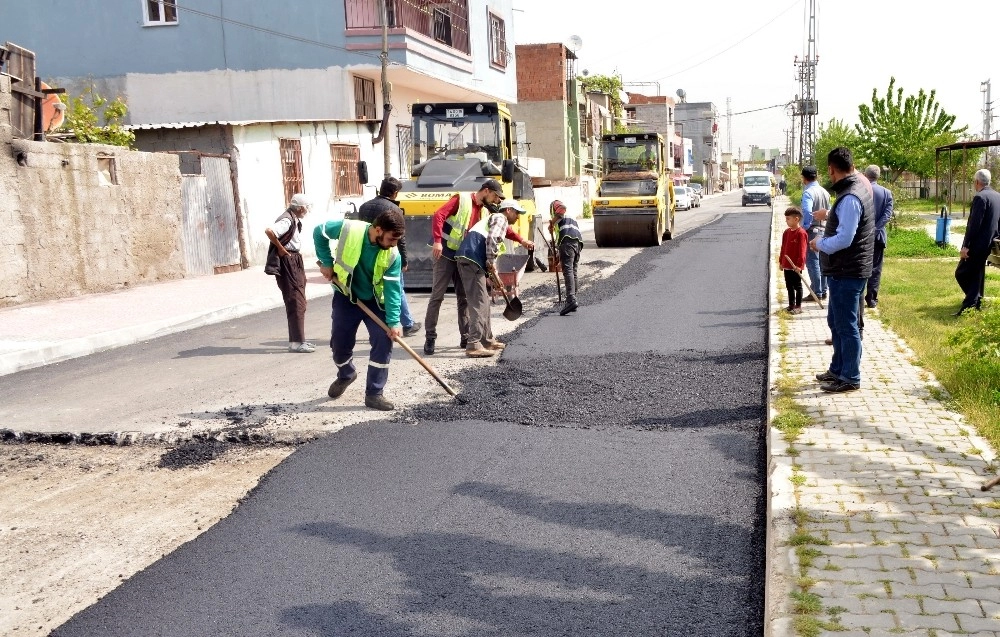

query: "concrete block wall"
xmin=514 ymin=44 xmax=566 ymax=103
xmin=1 ymin=81 xmax=185 ymax=307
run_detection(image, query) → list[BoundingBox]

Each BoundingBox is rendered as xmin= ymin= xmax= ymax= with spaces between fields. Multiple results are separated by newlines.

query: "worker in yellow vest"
xmin=455 ymin=199 xmax=528 ymax=357
xmin=314 ymin=209 xmax=406 ymax=411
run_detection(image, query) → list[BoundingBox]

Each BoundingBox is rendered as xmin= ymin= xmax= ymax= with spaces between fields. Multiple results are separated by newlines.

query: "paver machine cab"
xmin=593 ymin=133 xmax=675 ymax=247
xmin=397 ymin=102 xmax=536 ymax=288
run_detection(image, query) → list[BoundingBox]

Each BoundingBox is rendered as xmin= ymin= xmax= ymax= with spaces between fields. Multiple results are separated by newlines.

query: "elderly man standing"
xmin=800 ymin=166 xmax=831 ymax=302
xmin=954 ymin=169 xmax=1000 ymax=316
xmin=810 ymin=147 xmax=875 ymax=393
xmin=264 ymin=193 xmax=314 ymax=353
xmin=863 ymin=165 xmax=894 ymax=308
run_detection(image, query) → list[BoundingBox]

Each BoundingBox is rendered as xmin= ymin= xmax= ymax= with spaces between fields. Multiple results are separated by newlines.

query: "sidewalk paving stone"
xmin=765 ymin=203 xmax=1000 ymax=637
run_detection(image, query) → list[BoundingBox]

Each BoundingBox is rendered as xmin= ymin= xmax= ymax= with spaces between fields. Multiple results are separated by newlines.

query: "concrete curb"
xmin=0 ymin=285 xmax=333 ymax=378
xmin=764 ymin=196 xmax=797 ymax=637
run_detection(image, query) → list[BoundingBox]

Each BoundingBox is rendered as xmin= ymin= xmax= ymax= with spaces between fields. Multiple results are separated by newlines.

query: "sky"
xmin=512 ymin=0 xmax=996 ymax=161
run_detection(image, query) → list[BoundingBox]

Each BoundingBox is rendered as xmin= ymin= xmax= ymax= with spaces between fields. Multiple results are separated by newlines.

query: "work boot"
xmin=403 ymin=322 xmax=422 ymax=337
xmin=459 ymin=336 xmax=468 ymax=348
xmin=327 ymin=373 xmax=358 ymax=399
xmin=559 ymin=298 xmax=578 ymax=316
xmin=364 ymin=394 xmax=395 ymax=411
xmin=466 ymin=347 xmax=496 ymax=358
xmin=485 ymin=340 xmax=506 ymax=351
xmin=423 ymin=337 xmax=436 ymax=355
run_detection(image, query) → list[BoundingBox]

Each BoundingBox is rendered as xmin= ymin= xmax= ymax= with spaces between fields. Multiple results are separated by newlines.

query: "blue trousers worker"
xmin=825 ymin=276 xmax=866 ymax=385
xmin=330 ymin=292 xmax=393 ymax=397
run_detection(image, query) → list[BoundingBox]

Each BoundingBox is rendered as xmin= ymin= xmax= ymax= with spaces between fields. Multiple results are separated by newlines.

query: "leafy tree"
xmin=579 ymin=74 xmax=625 ymax=131
xmin=814 ymin=118 xmax=862 ymax=180
xmin=855 ymin=77 xmax=966 ymax=183
xmin=59 ymin=87 xmax=135 ymax=148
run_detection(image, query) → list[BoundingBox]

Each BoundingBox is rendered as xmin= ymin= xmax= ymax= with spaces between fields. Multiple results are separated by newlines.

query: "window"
xmin=432 ymin=8 xmax=453 ymax=47
xmin=279 ymin=139 xmax=304 ymax=206
xmin=331 ymin=144 xmax=362 ymax=197
xmin=488 ymin=12 xmax=507 ymax=68
xmin=97 ymin=156 xmax=118 ymax=186
xmin=144 ymin=0 xmax=178 ymax=25
xmin=354 ymin=76 xmax=377 ymax=121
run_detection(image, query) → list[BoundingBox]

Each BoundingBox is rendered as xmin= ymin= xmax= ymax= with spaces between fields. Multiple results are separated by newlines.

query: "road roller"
xmin=592 ymin=132 xmax=675 ymax=248
xmin=394 ymin=102 xmax=537 ymax=288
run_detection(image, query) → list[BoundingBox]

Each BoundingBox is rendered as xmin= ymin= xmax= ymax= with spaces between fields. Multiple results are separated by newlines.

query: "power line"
xmin=644 ymin=0 xmax=802 ymax=81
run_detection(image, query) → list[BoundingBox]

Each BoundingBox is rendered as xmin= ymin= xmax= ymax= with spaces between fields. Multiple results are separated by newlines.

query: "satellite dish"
xmin=676 ymin=88 xmax=687 ymax=101
xmin=567 ymin=35 xmax=583 ymax=53
xmin=582 ymin=69 xmax=590 ymax=77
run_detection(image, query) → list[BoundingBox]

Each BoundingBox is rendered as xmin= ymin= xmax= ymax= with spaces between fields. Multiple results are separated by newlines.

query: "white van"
xmin=742 ymin=171 xmax=774 ymax=207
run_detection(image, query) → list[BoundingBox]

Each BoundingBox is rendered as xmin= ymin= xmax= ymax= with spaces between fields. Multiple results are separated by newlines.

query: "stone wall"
xmin=0 ymin=76 xmax=185 ymax=308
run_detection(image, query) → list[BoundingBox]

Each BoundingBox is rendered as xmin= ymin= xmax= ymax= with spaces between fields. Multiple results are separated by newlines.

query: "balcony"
xmin=345 ymin=0 xmax=470 ymax=56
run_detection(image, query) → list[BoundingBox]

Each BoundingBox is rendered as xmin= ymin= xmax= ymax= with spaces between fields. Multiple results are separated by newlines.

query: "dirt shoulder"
xmin=0 ymin=443 xmax=293 ymax=635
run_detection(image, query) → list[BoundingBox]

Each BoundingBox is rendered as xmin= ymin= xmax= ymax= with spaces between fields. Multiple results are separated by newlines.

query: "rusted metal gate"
xmin=180 ymin=156 xmax=241 ymax=275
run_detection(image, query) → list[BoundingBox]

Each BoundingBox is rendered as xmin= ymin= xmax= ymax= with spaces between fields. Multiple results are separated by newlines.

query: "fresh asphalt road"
xmin=51 ymin=194 xmax=773 ymax=636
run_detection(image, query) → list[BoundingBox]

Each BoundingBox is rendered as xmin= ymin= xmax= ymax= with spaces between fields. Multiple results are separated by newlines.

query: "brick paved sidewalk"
xmin=766 ymin=203 xmax=1000 ymax=636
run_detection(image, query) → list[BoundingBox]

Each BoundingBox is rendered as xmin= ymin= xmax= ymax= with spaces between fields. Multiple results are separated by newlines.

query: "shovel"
xmin=784 ymin=256 xmax=824 ymax=309
xmin=322 ymin=265 xmax=465 ymax=402
xmin=488 ymin=266 xmax=523 ymax=321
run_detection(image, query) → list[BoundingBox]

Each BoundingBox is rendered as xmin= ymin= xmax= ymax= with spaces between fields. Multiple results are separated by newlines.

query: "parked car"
xmin=675 ymin=186 xmax=693 ymax=211
xmin=689 ymin=183 xmax=703 ymax=202
xmin=688 ymin=185 xmax=702 ymax=207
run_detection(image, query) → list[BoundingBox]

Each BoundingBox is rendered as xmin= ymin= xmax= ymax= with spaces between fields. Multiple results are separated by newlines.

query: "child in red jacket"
xmin=779 ymin=206 xmax=809 ymax=314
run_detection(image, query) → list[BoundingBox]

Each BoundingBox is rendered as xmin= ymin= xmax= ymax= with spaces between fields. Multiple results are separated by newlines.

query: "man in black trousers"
xmin=954 ymin=169 xmax=1000 ymax=316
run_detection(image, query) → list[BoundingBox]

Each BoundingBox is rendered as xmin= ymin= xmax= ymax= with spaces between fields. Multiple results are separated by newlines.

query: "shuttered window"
xmin=279 ymin=139 xmax=305 ymax=206
xmin=331 ymin=144 xmax=362 ymax=197
xmin=354 ymin=76 xmax=377 ymax=120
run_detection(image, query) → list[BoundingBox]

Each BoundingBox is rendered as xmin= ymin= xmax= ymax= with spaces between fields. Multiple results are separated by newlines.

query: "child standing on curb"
xmin=779 ymin=206 xmax=809 ymax=314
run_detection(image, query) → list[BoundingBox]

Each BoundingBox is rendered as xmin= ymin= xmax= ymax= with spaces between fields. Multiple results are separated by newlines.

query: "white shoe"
xmin=289 ymin=342 xmax=316 ymax=353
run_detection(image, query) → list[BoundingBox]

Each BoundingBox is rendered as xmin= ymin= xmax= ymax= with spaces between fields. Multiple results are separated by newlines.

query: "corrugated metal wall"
xmin=180 ymin=157 xmax=240 ymax=275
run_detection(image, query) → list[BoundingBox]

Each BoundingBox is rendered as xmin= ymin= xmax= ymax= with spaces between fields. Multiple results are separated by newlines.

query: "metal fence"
xmin=345 ymin=0 xmax=470 ymax=55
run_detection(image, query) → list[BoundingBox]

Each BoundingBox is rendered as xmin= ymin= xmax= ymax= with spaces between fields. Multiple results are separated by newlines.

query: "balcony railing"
xmin=345 ymin=0 xmax=471 ymax=56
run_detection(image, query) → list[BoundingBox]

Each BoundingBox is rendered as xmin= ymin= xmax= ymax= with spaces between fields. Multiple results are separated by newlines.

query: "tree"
xmin=855 ymin=77 xmax=966 ymax=183
xmin=815 ymin=118 xmax=862 ymax=179
xmin=579 ymin=74 xmax=625 ymax=132
xmin=59 ymin=87 xmax=135 ymax=148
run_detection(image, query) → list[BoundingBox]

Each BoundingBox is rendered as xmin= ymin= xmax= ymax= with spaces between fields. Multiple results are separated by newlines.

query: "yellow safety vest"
xmin=332 ymin=220 xmax=398 ymax=309
xmin=444 ymin=192 xmax=475 ymax=252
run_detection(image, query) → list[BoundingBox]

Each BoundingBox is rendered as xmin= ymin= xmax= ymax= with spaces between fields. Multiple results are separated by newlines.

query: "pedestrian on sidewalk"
xmin=779 ymin=206 xmax=808 ymax=314
xmin=314 ymin=209 xmax=405 ymax=411
xmin=423 ymin=179 xmax=533 ymax=355
xmin=455 ymin=199 xmax=528 ymax=358
xmin=358 ymin=177 xmax=421 ymax=337
xmin=264 ymin=193 xmax=315 ymax=353
xmin=548 ymin=200 xmax=584 ymax=316
xmin=810 ymin=147 xmax=875 ymax=393
xmin=800 ymin=166 xmax=831 ymax=302
xmin=953 ymin=168 xmax=1000 ymax=315
xmin=864 ymin=165 xmax=894 ymax=308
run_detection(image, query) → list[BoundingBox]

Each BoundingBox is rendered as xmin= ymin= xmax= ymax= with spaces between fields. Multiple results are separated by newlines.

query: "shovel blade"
xmin=502 ymin=297 xmax=523 ymax=321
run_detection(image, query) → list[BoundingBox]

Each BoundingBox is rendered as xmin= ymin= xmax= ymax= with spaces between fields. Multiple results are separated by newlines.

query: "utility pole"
xmin=793 ymin=0 xmax=818 ymax=165
xmin=982 ymin=80 xmax=994 ymax=140
xmin=726 ymin=97 xmax=732 ymax=154
xmin=377 ymin=0 xmax=392 ymax=178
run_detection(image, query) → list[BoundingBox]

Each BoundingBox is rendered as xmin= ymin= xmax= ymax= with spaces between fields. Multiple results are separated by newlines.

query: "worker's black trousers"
xmin=559 ymin=241 xmax=582 ymax=301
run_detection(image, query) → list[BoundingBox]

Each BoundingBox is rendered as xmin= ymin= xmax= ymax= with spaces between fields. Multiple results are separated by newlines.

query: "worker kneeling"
xmin=456 ymin=200 xmax=527 ymax=358
xmin=315 ymin=209 xmax=406 ymax=411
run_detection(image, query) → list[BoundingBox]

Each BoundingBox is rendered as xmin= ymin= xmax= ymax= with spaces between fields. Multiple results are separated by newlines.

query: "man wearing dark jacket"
xmin=954 ymin=169 xmax=1000 ymax=315
xmin=809 ymin=147 xmax=875 ymax=393
xmin=863 ymin=165 xmax=894 ymax=308
xmin=358 ymin=177 xmax=421 ymax=336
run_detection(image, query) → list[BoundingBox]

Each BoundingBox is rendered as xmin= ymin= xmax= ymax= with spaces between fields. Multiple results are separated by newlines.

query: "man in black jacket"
xmin=954 ymin=169 xmax=1000 ymax=315
xmin=809 ymin=147 xmax=875 ymax=393
xmin=358 ymin=177 xmax=421 ymax=336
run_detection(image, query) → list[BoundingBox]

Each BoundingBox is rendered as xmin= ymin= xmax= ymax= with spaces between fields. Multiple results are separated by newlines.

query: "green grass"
xmin=895 ymin=198 xmax=943 ymax=213
xmin=878 ymin=260 xmax=1000 ymax=450
xmin=884 ymin=227 xmax=958 ymax=259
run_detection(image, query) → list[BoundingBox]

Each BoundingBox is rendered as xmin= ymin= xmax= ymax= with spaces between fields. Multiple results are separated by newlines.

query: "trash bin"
xmin=935 ymin=206 xmax=951 ymax=247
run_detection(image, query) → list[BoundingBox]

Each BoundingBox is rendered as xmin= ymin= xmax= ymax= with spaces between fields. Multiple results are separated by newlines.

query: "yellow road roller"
xmin=592 ymin=133 xmax=675 ymax=248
